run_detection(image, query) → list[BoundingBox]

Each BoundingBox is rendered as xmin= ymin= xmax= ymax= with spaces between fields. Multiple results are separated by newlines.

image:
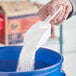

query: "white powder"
xmin=16 ymin=21 xmax=51 ymax=72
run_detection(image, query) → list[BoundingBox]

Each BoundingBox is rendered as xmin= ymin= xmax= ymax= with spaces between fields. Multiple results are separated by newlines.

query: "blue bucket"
xmin=0 ymin=46 xmax=65 ymax=76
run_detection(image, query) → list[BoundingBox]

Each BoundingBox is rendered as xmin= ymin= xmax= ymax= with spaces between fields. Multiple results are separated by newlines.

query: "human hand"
xmin=38 ymin=0 xmax=72 ymax=25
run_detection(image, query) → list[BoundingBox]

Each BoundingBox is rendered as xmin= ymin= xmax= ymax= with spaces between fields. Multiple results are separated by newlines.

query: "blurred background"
xmin=0 ymin=0 xmax=76 ymax=76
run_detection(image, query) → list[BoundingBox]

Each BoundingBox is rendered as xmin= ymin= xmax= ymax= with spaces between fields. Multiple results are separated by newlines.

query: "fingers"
xmin=64 ymin=6 xmax=72 ymax=19
xmin=48 ymin=1 xmax=57 ymax=15
xmin=56 ymin=6 xmax=65 ymax=21
xmin=54 ymin=5 xmax=66 ymax=25
xmin=54 ymin=5 xmax=71 ymax=25
xmin=55 ymin=5 xmax=72 ymax=25
xmin=55 ymin=17 xmax=65 ymax=25
xmin=51 ymin=4 xmax=71 ymax=25
xmin=37 ymin=0 xmax=72 ymax=25
xmin=38 ymin=11 xmax=48 ymax=20
xmin=37 ymin=5 xmax=48 ymax=20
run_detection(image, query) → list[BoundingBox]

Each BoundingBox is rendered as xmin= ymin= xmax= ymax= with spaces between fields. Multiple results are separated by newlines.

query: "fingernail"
xmin=51 ymin=21 xmax=55 ymax=25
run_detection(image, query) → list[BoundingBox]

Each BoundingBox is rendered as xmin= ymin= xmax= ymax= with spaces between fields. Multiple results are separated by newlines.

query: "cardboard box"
xmin=0 ymin=1 xmax=40 ymax=45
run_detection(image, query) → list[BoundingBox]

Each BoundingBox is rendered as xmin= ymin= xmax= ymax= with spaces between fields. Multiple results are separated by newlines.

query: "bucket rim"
xmin=0 ymin=46 xmax=63 ymax=74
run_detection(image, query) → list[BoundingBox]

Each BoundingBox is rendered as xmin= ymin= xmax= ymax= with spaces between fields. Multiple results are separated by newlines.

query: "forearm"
xmin=70 ymin=0 xmax=76 ymax=16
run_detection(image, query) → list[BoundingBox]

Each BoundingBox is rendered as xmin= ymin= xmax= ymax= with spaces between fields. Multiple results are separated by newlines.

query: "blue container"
xmin=0 ymin=46 xmax=65 ymax=76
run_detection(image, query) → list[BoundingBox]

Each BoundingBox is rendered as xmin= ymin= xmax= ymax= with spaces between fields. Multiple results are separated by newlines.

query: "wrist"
xmin=68 ymin=0 xmax=76 ymax=17
xmin=67 ymin=0 xmax=73 ymax=19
